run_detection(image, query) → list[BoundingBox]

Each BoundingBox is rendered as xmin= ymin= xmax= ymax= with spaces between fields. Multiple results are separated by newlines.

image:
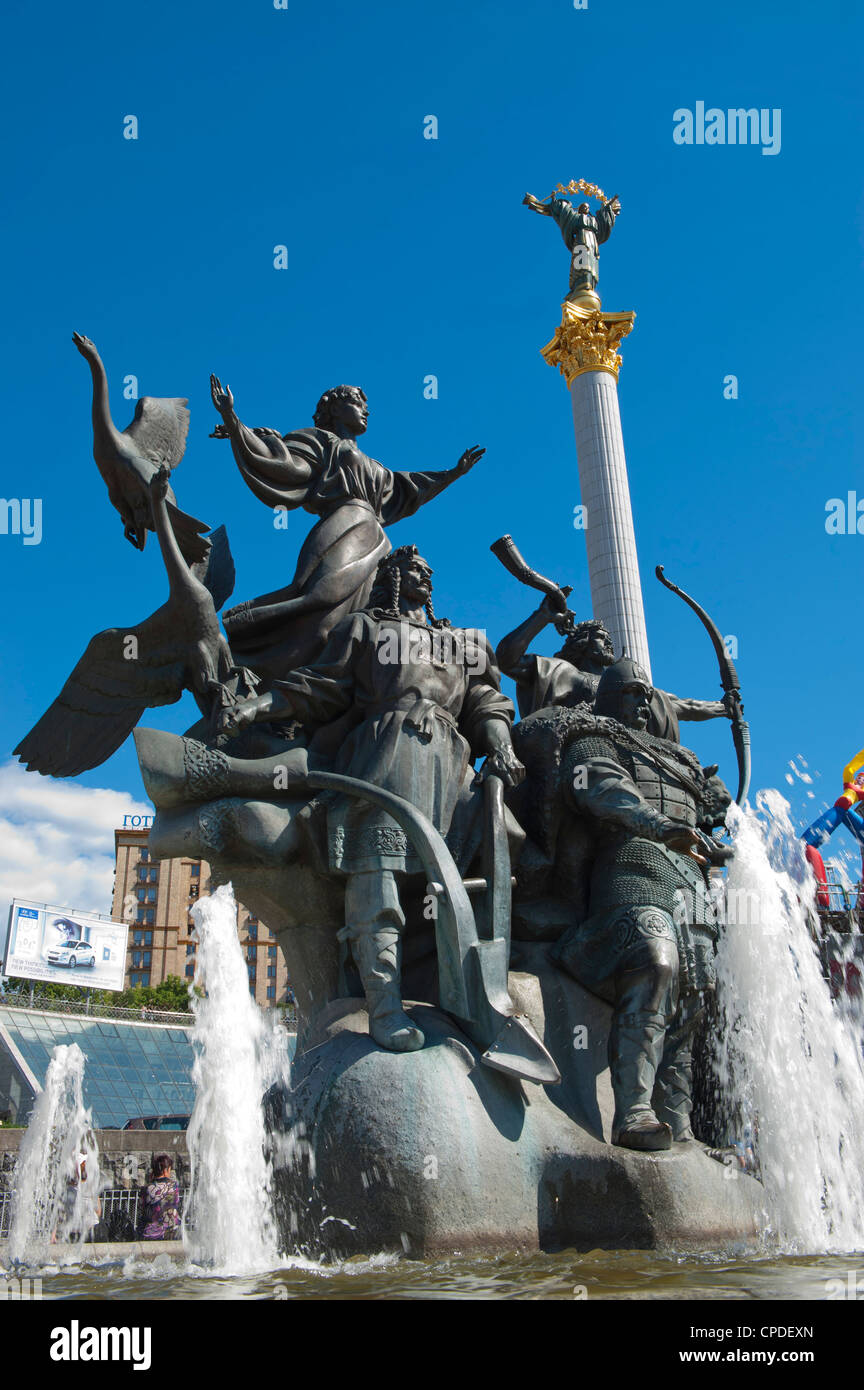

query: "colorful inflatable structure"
xmin=800 ymin=750 xmax=864 ymax=999
xmin=801 ymin=748 xmax=864 ymax=908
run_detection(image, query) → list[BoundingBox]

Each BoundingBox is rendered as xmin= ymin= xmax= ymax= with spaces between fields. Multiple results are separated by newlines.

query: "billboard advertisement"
xmin=2 ymin=899 xmax=129 ymax=993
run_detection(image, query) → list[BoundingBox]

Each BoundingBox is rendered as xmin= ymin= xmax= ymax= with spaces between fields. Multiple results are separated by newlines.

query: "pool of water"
xmin=10 ymin=1245 xmax=864 ymax=1301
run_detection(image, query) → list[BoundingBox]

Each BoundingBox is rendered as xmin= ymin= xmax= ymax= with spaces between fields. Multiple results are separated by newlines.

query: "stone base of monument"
xmin=274 ymin=947 xmax=764 ymax=1259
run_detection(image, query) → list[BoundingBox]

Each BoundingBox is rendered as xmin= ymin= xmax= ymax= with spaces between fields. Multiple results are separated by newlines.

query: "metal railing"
xmin=0 ymin=1190 xmax=11 ymax=1238
xmin=826 ymin=877 xmax=862 ymax=914
xmin=99 ymin=1186 xmax=190 ymax=1237
xmin=0 ymin=988 xmax=298 ymax=1030
xmin=0 ymin=1186 xmax=190 ymax=1241
xmin=817 ymin=872 xmax=863 ymax=922
xmin=0 ymin=989 xmax=193 ymax=1026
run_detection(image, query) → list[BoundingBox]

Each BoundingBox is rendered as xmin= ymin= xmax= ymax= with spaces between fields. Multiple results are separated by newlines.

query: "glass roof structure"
xmin=0 ymin=1008 xmax=195 ymax=1129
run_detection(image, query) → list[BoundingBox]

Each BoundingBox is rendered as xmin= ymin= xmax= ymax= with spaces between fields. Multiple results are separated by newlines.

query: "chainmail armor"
xmin=592 ymin=838 xmax=717 ymax=927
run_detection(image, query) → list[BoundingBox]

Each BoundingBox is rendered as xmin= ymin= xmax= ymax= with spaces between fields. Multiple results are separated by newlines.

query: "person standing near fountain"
xmin=139 ymin=1155 xmax=181 ymax=1241
xmin=53 ymin=1152 xmax=101 ymax=1245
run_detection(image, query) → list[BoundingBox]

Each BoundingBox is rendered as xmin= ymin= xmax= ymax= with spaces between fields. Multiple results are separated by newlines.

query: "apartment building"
xmin=111 ymin=826 xmax=292 ymax=1008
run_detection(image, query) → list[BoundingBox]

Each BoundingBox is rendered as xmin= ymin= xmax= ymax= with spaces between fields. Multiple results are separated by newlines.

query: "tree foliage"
xmin=5 ymin=973 xmax=195 ymax=1012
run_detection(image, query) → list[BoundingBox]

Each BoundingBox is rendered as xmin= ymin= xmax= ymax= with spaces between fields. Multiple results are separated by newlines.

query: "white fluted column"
xmin=569 ymin=369 xmax=651 ymax=678
xmin=541 ymin=304 xmax=651 ymax=680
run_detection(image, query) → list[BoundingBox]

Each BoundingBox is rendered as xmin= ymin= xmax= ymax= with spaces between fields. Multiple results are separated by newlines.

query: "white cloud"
xmin=0 ymin=763 xmax=151 ymax=951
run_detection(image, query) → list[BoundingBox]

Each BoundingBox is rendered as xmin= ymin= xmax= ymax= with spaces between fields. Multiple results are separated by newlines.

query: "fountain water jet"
xmin=184 ymin=884 xmax=291 ymax=1273
xmin=7 ymin=1043 xmax=100 ymax=1264
xmin=714 ymin=792 xmax=864 ymax=1253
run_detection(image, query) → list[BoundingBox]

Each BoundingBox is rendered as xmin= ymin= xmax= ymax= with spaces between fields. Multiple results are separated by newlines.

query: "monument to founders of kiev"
xmin=13 ymin=180 xmax=762 ymax=1256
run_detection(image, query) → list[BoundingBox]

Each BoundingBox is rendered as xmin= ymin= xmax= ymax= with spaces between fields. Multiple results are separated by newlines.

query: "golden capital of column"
xmin=541 ymin=302 xmax=636 ymax=386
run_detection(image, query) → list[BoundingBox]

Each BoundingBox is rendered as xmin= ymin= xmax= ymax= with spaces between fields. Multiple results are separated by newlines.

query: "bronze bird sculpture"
xmin=73 ymin=331 xmax=210 ymax=565
xmin=15 ymin=468 xmax=244 ymax=777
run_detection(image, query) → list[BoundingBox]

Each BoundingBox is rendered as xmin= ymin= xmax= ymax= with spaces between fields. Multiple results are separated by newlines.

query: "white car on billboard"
xmin=4 ymin=899 xmax=128 ymax=992
xmin=46 ymin=939 xmax=98 ymax=969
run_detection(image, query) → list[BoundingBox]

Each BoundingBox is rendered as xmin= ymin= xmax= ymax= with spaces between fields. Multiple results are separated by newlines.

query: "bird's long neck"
xmin=153 ymin=487 xmax=198 ymax=604
xmin=87 ymin=352 xmax=116 ymax=447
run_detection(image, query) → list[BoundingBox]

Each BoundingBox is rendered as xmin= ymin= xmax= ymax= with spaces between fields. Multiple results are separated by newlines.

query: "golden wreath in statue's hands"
xmin=554 ymin=180 xmax=610 ymax=203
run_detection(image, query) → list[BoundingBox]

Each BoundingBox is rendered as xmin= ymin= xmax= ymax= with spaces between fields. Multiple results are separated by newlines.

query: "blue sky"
xmin=1 ymin=0 xmax=863 ymax=913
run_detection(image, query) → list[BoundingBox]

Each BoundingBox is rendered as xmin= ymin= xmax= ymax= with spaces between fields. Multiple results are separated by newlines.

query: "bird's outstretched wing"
xmin=190 ymin=524 xmax=235 ymax=611
xmin=118 ymin=396 xmax=212 ymax=563
xmin=165 ymin=501 xmax=211 ymax=565
xmin=123 ymin=397 xmax=190 ymax=469
xmin=14 ymin=617 xmax=186 ymax=778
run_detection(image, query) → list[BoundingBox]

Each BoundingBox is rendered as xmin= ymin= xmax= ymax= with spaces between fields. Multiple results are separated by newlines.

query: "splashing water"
xmin=184 ymin=884 xmax=291 ymax=1273
xmin=8 ymin=1044 xmax=100 ymax=1263
xmin=714 ymin=791 xmax=864 ymax=1252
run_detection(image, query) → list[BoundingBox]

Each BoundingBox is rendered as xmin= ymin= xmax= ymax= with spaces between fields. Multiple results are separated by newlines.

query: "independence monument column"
xmin=524 ymin=180 xmax=651 ymax=680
